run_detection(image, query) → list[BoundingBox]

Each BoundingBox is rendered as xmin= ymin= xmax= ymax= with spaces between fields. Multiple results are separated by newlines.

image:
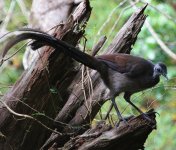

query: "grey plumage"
xmin=1 ymin=29 xmax=168 ymax=122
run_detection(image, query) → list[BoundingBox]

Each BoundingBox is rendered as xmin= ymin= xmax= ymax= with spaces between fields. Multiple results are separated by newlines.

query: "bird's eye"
xmin=156 ymin=68 xmax=161 ymax=72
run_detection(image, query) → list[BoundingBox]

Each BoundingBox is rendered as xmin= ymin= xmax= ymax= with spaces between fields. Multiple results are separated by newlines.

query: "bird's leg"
xmin=124 ymin=93 xmax=143 ymax=114
xmin=124 ymin=93 xmax=154 ymax=123
xmin=111 ymin=97 xmax=127 ymax=124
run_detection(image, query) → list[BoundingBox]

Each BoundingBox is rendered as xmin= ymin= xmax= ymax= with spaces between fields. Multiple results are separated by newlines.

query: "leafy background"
xmin=0 ymin=0 xmax=176 ymax=149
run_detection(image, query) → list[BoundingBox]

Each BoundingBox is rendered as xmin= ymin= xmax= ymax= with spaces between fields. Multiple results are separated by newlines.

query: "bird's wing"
xmin=96 ymin=54 xmax=154 ymax=77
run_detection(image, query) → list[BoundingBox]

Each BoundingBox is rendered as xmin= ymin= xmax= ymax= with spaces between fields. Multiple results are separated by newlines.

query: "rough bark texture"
xmin=0 ymin=1 xmax=156 ymax=150
xmin=0 ymin=1 xmax=91 ymax=150
xmin=30 ymin=0 xmax=84 ymax=31
xmin=63 ymin=110 xmax=156 ymax=150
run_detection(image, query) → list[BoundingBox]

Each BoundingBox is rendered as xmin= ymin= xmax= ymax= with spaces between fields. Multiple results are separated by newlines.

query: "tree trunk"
xmin=0 ymin=1 xmax=91 ymax=150
xmin=0 ymin=1 xmax=156 ymax=150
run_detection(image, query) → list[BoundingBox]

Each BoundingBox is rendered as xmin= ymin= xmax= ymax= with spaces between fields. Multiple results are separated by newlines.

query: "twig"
xmin=130 ymin=1 xmax=176 ymax=61
xmin=100 ymin=2 xmax=138 ymax=51
xmin=81 ymin=65 xmax=90 ymax=113
xmin=0 ymin=0 xmax=16 ymax=33
xmin=91 ymin=35 xmax=107 ymax=56
xmin=81 ymin=36 xmax=93 ymax=117
xmin=140 ymin=0 xmax=176 ymax=23
xmin=16 ymin=99 xmax=72 ymax=127
xmin=86 ymin=67 xmax=94 ymax=112
xmin=107 ymin=4 xmax=133 ymax=41
xmin=16 ymin=0 xmax=29 ymax=21
xmin=145 ymin=20 xmax=176 ymax=61
xmin=0 ymin=100 xmax=62 ymax=135
xmin=0 ymin=41 xmax=28 ymax=66
xmin=96 ymin=0 xmax=128 ymax=37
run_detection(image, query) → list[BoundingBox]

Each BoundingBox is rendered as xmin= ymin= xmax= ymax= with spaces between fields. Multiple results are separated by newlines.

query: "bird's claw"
xmin=116 ymin=115 xmax=134 ymax=127
xmin=141 ymin=113 xmax=155 ymax=125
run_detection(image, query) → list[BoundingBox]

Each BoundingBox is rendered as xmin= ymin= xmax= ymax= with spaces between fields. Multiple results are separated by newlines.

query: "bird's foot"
xmin=141 ymin=112 xmax=155 ymax=125
xmin=116 ymin=115 xmax=134 ymax=127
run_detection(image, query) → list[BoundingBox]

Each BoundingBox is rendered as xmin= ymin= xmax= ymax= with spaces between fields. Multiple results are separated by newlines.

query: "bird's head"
xmin=154 ymin=62 xmax=168 ymax=80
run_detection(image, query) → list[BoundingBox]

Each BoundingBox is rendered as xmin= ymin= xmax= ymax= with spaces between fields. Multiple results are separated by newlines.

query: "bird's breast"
xmin=107 ymin=69 xmax=160 ymax=95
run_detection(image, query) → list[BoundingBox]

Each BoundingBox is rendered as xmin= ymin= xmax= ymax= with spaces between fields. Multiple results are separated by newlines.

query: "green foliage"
xmin=0 ymin=1 xmax=30 ymax=94
xmin=0 ymin=0 xmax=176 ymax=149
xmin=87 ymin=1 xmax=176 ymax=150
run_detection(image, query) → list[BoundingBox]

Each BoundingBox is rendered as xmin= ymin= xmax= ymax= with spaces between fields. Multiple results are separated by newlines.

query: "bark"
xmin=0 ymin=1 xmax=91 ymax=150
xmin=55 ymin=3 xmax=148 ymax=127
xmin=30 ymin=0 xmax=83 ymax=31
xmin=23 ymin=0 xmax=84 ymax=69
xmin=42 ymin=3 xmax=152 ymax=150
xmin=63 ymin=110 xmax=156 ymax=150
xmin=0 ymin=1 xmax=156 ymax=150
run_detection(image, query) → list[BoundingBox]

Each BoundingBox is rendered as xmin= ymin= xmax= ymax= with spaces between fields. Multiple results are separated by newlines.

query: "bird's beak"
xmin=162 ymin=73 xmax=168 ymax=80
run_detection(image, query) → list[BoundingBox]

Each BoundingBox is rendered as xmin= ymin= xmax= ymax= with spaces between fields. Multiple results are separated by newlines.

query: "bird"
xmin=1 ymin=28 xmax=168 ymax=123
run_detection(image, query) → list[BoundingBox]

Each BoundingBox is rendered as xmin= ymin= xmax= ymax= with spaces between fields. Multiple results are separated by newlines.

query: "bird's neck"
xmin=153 ymin=71 xmax=160 ymax=79
xmin=152 ymin=73 xmax=160 ymax=84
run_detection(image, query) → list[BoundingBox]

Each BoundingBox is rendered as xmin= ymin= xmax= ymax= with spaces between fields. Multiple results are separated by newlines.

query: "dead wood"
xmin=0 ymin=1 xmax=91 ymax=150
xmin=62 ymin=110 xmax=156 ymax=150
xmin=0 ymin=1 xmax=156 ymax=150
xmin=42 ymin=4 xmax=152 ymax=150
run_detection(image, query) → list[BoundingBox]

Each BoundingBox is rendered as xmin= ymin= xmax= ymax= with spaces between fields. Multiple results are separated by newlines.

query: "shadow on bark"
xmin=0 ymin=1 xmax=156 ymax=150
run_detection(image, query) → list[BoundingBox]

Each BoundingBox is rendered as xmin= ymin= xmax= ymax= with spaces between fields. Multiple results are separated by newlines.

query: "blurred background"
xmin=0 ymin=0 xmax=175 ymax=149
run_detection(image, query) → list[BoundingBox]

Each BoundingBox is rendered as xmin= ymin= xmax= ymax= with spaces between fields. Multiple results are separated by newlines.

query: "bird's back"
xmin=96 ymin=54 xmax=159 ymax=96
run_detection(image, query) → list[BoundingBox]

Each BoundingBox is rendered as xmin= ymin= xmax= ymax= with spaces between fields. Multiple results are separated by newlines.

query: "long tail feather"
xmin=1 ymin=29 xmax=102 ymax=70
